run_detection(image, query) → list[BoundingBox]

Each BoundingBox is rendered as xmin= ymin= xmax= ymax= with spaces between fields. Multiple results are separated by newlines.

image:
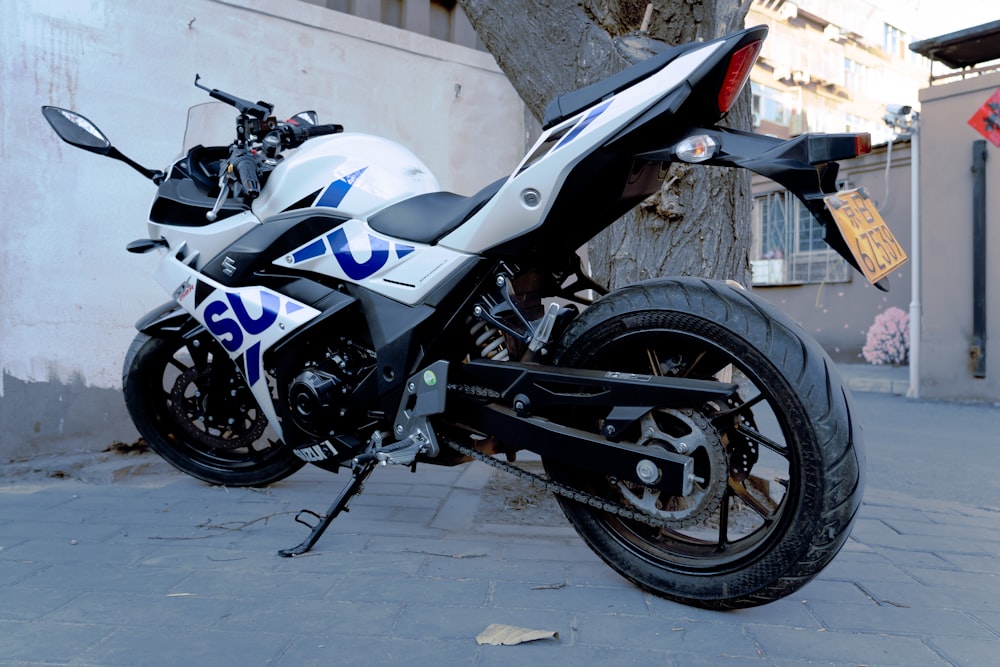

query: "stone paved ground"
xmin=1 ymin=389 xmax=998 ymax=666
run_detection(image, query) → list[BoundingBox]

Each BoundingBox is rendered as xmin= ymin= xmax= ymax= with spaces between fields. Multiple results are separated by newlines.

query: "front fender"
xmin=135 ymin=301 xmax=204 ymax=337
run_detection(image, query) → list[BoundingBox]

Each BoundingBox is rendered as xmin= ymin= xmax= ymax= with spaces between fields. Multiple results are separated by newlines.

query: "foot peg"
xmin=354 ymin=432 xmax=433 ymax=467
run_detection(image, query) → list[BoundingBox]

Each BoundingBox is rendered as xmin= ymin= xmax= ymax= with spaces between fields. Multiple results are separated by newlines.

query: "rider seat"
xmin=367 ymin=176 xmax=507 ymax=245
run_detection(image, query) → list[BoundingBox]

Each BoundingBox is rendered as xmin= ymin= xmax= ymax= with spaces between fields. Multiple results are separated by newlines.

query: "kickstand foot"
xmin=278 ymin=461 xmax=376 ymax=557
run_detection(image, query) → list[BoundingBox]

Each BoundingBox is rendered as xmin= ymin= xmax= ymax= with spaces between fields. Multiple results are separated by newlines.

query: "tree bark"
xmin=458 ymin=0 xmax=754 ymax=288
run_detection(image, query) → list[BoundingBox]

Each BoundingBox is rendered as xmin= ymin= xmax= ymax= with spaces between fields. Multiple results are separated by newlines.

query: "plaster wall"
xmin=0 ymin=0 xmax=525 ymax=460
xmin=917 ymin=70 xmax=1000 ymax=400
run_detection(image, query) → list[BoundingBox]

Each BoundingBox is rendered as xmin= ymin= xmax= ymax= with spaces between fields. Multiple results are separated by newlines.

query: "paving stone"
xmin=277 ymin=636 xmax=476 ymax=666
xmin=489 ymin=580 xmax=649 ymax=615
xmin=0 ymin=620 xmax=114 ymax=663
xmin=0 ymin=586 xmax=81 ymax=622
xmin=806 ymin=600 xmax=999 ymax=639
xmin=393 ymin=602 xmax=570 ymax=642
xmin=747 ymin=624 xmax=950 ymax=665
xmin=44 ymin=590 xmax=240 ymax=628
xmin=75 ymin=626 xmax=290 ymax=666
xmin=0 ymin=387 xmax=998 ymax=666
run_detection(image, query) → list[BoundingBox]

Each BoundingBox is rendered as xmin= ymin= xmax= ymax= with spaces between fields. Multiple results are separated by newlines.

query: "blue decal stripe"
xmin=291 ymin=238 xmax=327 ymax=264
xmin=554 ymin=99 xmax=613 ymax=150
xmin=244 ymin=341 xmax=262 ymax=386
xmin=327 ymin=227 xmax=390 ymax=280
xmin=316 ymin=167 xmax=368 ymax=208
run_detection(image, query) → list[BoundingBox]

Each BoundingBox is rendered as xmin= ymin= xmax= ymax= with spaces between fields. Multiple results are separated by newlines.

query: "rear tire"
xmin=546 ymin=278 xmax=864 ymax=609
xmin=123 ymin=331 xmax=304 ymax=487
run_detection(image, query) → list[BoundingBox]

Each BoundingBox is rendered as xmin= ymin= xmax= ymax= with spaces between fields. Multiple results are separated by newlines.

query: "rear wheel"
xmin=123 ymin=331 xmax=304 ymax=486
xmin=546 ymin=278 xmax=864 ymax=609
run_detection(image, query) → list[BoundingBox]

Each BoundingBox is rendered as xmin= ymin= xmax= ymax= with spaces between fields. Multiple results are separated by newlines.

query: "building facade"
xmin=744 ymin=1 xmax=924 ymax=365
xmin=747 ymin=0 xmax=928 ymax=143
xmin=915 ymin=67 xmax=1000 ymax=400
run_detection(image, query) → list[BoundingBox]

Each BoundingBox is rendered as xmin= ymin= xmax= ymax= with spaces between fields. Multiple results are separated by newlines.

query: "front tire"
xmin=123 ymin=331 xmax=304 ymax=486
xmin=546 ymin=278 xmax=864 ymax=609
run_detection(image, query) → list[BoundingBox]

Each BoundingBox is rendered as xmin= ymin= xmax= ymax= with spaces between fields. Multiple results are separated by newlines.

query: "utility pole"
xmin=882 ymin=105 xmax=921 ymax=399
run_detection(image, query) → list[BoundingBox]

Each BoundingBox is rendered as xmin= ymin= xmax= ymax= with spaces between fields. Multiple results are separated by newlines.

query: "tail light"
xmin=855 ymin=133 xmax=872 ymax=155
xmin=717 ymin=41 xmax=763 ymax=114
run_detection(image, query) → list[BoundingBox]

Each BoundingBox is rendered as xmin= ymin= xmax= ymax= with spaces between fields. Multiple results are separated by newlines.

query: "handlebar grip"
xmin=232 ymin=155 xmax=260 ymax=199
xmin=307 ymin=124 xmax=343 ymax=138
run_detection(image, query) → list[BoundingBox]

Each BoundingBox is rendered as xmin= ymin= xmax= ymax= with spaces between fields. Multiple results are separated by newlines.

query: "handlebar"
xmin=232 ymin=154 xmax=260 ymax=199
xmin=191 ymin=77 xmax=345 ymax=219
xmin=306 ymin=124 xmax=343 ymax=138
xmin=276 ymin=122 xmax=344 ymax=149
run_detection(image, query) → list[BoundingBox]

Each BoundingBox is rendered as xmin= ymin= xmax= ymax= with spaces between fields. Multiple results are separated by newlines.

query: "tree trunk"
xmin=458 ymin=0 xmax=754 ymax=288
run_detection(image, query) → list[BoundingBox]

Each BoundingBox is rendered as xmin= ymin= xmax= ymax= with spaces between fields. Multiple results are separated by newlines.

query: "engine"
xmin=281 ymin=337 xmax=377 ymax=443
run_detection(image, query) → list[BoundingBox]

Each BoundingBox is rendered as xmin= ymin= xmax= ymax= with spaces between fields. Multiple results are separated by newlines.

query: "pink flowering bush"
xmin=862 ymin=307 xmax=909 ymax=365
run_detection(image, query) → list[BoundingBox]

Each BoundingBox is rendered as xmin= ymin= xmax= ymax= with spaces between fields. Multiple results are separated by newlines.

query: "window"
xmin=430 ymin=0 xmax=456 ymax=42
xmin=751 ymin=82 xmax=791 ymax=126
xmin=843 ymin=58 xmax=868 ymax=96
xmin=883 ymin=24 xmax=907 ymax=59
xmin=751 ymin=190 xmax=850 ymax=285
xmin=307 ymin=1 xmax=479 ymax=49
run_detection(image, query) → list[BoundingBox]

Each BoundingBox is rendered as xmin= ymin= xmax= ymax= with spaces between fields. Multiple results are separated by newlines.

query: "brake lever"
xmin=206 ymin=176 xmax=231 ymax=221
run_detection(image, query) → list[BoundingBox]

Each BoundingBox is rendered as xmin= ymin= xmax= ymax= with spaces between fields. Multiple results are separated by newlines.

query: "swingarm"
xmin=447 ymin=360 xmax=738 ymax=495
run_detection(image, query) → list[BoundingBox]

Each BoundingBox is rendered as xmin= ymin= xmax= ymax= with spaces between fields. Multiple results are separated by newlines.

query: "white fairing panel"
xmin=276 ymin=218 xmax=476 ymax=306
xmin=438 ymin=42 xmax=723 ymax=254
xmin=253 ymin=133 xmax=440 ymax=220
xmin=153 ymin=245 xmax=322 ymax=439
xmin=148 ymin=210 xmax=262 ymax=270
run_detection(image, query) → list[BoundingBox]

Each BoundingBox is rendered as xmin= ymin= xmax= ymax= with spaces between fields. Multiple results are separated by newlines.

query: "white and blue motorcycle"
xmin=43 ymin=25 xmax=889 ymax=609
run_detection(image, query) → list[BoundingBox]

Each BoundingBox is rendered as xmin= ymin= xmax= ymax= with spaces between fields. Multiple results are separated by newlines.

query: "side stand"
xmin=278 ymin=460 xmax=377 ymax=557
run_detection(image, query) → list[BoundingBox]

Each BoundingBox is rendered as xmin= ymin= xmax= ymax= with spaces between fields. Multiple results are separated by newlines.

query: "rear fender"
xmin=640 ymin=127 xmax=886 ymax=290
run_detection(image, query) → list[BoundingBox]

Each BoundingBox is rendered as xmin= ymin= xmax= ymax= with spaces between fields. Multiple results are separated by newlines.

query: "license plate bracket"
xmin=824 ymin=188 xmax=908 ymax=285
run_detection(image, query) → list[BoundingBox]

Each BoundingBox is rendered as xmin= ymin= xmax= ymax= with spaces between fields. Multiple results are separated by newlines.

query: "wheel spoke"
xmin=736 ymin=423 xmax=788 ymax=457
xmin=716 ymin=487 xmax=731 ymax=548
xmin=710 ymin=390 xmax=764 ymax=420
xmin=185 ymin=338 xmax=212 ymax=369
xmin=728 ymin=478 xmax=778 ymax=522
xmin=646 ymin=347 xmax=662 ymax=376
xmin=736 ymin=390 xmax=767 ymax=411
xmin=167 ymin=356 xmax=191 ymax=374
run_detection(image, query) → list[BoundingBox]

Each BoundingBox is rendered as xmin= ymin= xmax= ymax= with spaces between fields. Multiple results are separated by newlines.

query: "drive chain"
xmin=441 ymin=437 xmax=675 ymax=530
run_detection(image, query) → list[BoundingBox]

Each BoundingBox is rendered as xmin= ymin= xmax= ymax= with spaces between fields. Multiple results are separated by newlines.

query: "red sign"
xmin=968 ymin=87 xmax=1000 ymax=147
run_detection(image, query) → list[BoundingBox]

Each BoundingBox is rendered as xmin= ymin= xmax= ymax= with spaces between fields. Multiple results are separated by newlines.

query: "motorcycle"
xmin=41 ymin=24 xmax=898 ymax=609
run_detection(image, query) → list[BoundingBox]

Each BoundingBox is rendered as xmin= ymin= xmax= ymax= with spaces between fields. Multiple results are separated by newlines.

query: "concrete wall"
xmin=917 ymin=71 xmax=1000 ymax=401
xmin=752 ymin=141 xmax=913 ymax=364
xmin=0 ymin=0 xmax=525 ymax=462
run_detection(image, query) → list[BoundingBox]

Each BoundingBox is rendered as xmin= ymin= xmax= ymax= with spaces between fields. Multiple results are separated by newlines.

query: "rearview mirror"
xmin=289 ymin=110 xmax=319 ymax=127
xmin=41 ymin=106 xmax=112 ymax=154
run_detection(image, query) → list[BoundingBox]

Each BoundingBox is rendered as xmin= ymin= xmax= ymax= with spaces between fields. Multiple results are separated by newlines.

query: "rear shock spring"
xmin=467 ymin=316 xmax=509 ymax=361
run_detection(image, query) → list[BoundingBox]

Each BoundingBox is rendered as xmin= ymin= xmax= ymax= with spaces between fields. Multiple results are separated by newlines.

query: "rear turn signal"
xmin=718 ymin=41 xmax=762 ymax=114
xmin=675 ymin=134 xmax=719 ymax=163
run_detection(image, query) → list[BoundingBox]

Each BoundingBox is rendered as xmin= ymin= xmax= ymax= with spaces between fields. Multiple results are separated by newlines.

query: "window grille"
xmin=751 ymin=190 xmax=850 ymax=286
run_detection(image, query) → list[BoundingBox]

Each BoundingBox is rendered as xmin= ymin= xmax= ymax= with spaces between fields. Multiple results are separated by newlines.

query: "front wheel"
xmin=123 ymin=331 xmax=304 ymax=486
xmin=546 ymin=278 xmax=864 ymax=609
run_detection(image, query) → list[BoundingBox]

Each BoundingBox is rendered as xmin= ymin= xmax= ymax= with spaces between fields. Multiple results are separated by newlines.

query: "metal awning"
xmin=910 ymin=20 xmax=1000 ymax=70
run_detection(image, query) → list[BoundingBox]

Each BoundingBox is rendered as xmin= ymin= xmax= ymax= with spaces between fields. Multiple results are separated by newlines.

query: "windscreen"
xmin=182 ymin=102 xmax=235 ymax=152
